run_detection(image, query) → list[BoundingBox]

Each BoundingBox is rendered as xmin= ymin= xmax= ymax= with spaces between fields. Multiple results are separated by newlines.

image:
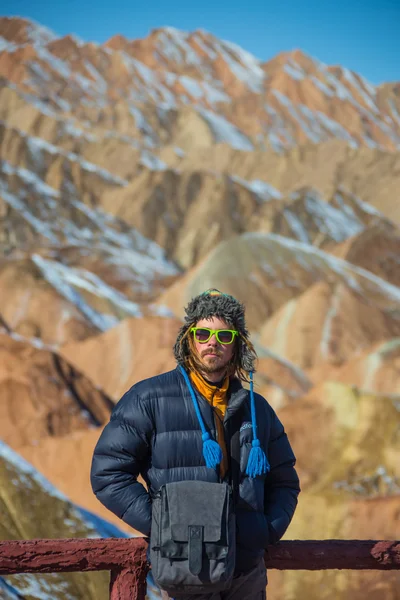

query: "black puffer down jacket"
xmin=91 ymin=367 xmax=300 ymax=573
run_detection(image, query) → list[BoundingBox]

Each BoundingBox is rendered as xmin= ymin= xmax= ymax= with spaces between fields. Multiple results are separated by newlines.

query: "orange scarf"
xmin=190 ymin=370 xmax=229 ymax=479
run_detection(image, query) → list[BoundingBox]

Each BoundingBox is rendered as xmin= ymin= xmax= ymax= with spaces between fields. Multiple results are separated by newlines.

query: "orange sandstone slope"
xmin=309 ymin=337 xmax=400 ymax=395
xmin=0 ymin=332 xmax=113 ymax=447
xmin=267 ymin=381 xmax=400 ymax=600
xmin=259 ymin=279 xmax=400 ymax=371
xmin=17 ymin=428 xmax=139 ymax=537
xmin=0 ymin=441 xmax=119 ymax=600
xmin=60 ymin=315 xmax=181 ymax=401
xmin=328 ymin=224 xmax=400 ymax=287
xmin=159 ymin=232 xmax=400 ymax=332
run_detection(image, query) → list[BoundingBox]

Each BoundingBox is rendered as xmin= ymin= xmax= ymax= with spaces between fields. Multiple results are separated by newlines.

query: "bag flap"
xmin=165 ymin=481 xmax=228 ymax=543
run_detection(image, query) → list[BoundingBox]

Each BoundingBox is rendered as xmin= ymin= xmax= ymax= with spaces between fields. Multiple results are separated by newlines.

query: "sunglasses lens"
xmin=195 ymin=328 xmax=210 ymax=342
xmin=218 ymin=331 xmax=234 ymax=344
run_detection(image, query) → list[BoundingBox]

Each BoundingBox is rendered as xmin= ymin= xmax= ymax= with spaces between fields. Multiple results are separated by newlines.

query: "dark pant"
xmin=160 ymin=559 xmax=267 ymax=599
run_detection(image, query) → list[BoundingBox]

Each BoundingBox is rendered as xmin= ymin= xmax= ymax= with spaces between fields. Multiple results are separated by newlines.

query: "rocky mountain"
xmin=1 ymin=15 xmax=400 ymax=600
xmin=1 ymin=17 xmax=400 ymax=152
xmin=16 ymin=428 xmax=137 ymax=536
xmin=60 ymin=315 xmax=181 ymax=400
xmin=0 ymin=441 xmax=124 ymax=599
xmin=311 ymin=337 xmax=400 ymax=395
xmin=268 ymin=382 xmax=400 ymax=599
xmin=0 ymin=332 xmax=114 ymax=447
xmin=159 ymin=232 xmax=400 ymax=329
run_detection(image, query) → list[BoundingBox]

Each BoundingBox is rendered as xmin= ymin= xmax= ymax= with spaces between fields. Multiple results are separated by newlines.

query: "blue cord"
xmin=249 ymin=371 xmax=258 ymax=443
xmin=179 ymin=366 xmax=207 ymax=438
xmin=179 ymin=366 xmax=223 ymax=468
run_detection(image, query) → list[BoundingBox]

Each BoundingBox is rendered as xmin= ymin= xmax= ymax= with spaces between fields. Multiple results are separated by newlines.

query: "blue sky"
xmin=3 ymin=0 xmax=399 ymax=84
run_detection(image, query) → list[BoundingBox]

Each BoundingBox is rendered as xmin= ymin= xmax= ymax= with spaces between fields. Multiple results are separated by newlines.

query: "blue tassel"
xmin=246 ymin=439 xmax=270 ymax=478
xmin=202 ymin=432 xmax=223 ymax=469
xmin=246 ymin=371 xmax=270 ymax=478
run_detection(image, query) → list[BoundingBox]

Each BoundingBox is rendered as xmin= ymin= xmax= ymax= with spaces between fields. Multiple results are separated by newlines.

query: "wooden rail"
xmin=0 ymin=538 xmax=399 ymax=599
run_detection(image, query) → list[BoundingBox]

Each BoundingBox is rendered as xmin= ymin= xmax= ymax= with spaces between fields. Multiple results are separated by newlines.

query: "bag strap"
xmin=229 ymin=419 xmax=241 ymax=509
xmin=188 ymin=525 xmax=203 ymax=575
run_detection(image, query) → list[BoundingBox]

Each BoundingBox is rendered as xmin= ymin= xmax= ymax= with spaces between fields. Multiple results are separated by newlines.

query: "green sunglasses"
xmin=190 ymin=327 xmax=238 ymax=345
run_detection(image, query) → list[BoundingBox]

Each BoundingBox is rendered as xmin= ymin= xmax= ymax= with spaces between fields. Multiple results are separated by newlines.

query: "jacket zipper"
xmin=194 ymin=389 xmax=224 ymax=482
xmin=210 ymin=390 xmax=222 ymax=483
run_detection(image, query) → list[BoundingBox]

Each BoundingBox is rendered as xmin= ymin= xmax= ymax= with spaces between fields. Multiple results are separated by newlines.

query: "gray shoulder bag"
xmin=150 ymin=479 xmax=236 ymax=596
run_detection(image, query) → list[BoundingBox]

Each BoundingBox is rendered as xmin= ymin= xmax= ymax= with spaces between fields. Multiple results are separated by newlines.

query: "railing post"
xmin=109 ymin=564 xmax=148 ymax=600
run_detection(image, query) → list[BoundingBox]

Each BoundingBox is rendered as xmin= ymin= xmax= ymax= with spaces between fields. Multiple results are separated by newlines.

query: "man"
xmin=91 ymin=289 xmax=300 ymax=599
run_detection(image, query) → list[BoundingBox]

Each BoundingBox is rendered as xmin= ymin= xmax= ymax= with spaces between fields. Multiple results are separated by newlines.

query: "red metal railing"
xmin=0 ymin=538 xmax=399 ymax=599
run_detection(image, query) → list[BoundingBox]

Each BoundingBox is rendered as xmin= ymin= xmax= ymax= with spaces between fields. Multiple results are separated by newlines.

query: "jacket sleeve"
xmin=264 ymin=407 xmax=300 ymax=544
xmin=90 ymin=388 xmax=153 ymax=536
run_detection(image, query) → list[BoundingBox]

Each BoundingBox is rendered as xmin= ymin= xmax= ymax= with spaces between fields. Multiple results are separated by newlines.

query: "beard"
xmin=199 ymin=350 xmax=230 ymax=375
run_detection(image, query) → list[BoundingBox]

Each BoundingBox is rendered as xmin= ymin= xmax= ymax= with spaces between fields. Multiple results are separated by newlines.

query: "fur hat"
xmin=173 ymin=288 xmax=256 ymax=373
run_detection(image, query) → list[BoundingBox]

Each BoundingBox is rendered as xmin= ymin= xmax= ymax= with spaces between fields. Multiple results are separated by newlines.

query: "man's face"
xmin=192 ymin=316 xmax=236 ymax=376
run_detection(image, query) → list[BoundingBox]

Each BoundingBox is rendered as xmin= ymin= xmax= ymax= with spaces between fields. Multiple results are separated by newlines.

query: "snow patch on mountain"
xmin=246 ymin=233 xmax=400 ymax=306
xmin=284 ymin=61 xmax=305 ymax=80
xmin=197 ymin=108 xmax=253 ymax=150
xmin=218 ymin=39 xmax=265 ymax=93
xmin=230 ymin=175 xmax=282 ymax=200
